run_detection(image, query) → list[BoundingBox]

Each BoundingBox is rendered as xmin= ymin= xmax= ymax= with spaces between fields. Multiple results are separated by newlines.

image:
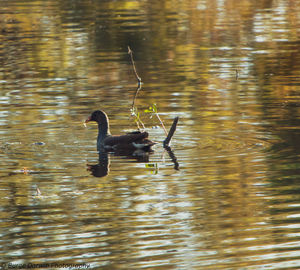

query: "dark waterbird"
xmin=85 ymin=110 xmax=156 ymax=152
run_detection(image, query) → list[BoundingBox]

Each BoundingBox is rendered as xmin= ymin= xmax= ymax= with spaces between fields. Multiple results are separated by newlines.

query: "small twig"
xmin=128 ymin=46 xmax=145 ymax=130
xmin=163 ymin=117 xmax=179 ymax=147
xmin=155 ymin=113 xmax=168 ymax=136
xmin=145 ymin=104 xmax=168 ymax=136
xmin=132 ymin=88 xmax=142 ymax=109
xmin=128 ymin=46 xmax=142 ymax=109
xmin=128 ymin=46 xmax=141 ymax=83
xmin=131 ymin=107 xmax=145 ymax=130
xmin=36 ymin=186 xmax=41 ymax=196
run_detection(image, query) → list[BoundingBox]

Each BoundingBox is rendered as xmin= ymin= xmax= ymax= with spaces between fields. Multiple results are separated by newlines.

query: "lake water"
xmin=1 ymin=0 xmax=300 ymax=269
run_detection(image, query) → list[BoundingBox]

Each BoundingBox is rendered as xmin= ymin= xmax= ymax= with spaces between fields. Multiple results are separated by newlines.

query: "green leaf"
xmin=152 ymin=103 xmax=157 ymax=113
xmin=145 ymin=163 xmax=155 ymax=168
xmin=146 ymin=163 xmax=158 ymax=174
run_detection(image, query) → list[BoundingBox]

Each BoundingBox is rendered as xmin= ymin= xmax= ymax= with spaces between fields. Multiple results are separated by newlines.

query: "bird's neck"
xmin=97 ymin=121 xmax=111 ymax=143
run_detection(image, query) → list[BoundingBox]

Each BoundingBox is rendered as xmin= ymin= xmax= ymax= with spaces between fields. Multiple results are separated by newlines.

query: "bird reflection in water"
xmin=87 ymin=148 xmax=153 ymax=178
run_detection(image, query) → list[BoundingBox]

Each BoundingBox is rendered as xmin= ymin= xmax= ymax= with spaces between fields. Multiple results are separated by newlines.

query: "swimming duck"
xmin=85 ymin=110 xmax=155 ymax=152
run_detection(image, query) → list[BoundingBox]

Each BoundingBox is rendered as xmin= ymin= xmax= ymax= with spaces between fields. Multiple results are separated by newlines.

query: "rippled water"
xmin=1 ymin=0 xmax=300 ymax=269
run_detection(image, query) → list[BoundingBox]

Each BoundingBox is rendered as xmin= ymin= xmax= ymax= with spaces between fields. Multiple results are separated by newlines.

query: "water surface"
xmin=1 ymin=0 xmax=300 ymax=269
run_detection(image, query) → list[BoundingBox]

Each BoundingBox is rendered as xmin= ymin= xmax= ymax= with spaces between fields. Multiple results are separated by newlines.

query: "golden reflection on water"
xmin=1 ymin=0 xmax=300 ymax=269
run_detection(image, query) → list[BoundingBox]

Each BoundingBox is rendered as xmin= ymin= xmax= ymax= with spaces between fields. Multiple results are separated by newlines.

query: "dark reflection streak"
xmin=87 ymin=149 xmax=152 ymax=177
xmin=163 ymin=116 xmax=180 ymax=170
xmin=87 ymin=151 xmax=109 ymax=178
xmin=164 ymin=146 xmax=179 ymax=171
xmin=87 ymin=147 xmax=179 ymax=177
xmin=262 ymin=102 xmax=300 ymax=199
xmin=5 ymin=182 xmax=33 ymax=255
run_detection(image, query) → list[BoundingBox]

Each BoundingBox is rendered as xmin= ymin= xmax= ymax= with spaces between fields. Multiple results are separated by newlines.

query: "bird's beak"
xmin=83 ymin=116 xmax=91 ymax=128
